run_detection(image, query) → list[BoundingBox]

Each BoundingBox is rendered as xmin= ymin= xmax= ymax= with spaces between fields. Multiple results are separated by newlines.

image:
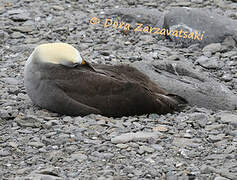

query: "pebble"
xmin=71 ymin=153 xmax=88 ymax=162
xmin=2 ymin=77 xmax=19 ymax=85
xmin=116 ymin=144 xmax=129 ymax=149
xmin=195 ymin=56 xmax=221 ymax=69
xmin=214 ymin=177 xmax=230 ymax=180
xmin=139 ymin=146 xmax=155 ymax=153
xmin=205 ymin=124 xmax=224 ymax=131
xmin=172 ymin=138 xmax=195 ymax=148
xmin=217 ymin=112 xmax=237 ymax=127
xmin=203 ymin=43 xmax=222 ymax=54
xmin=111 ymin=132 xmax=161 ymax=144
xmin=11 ymin=26 xmax=35 ymax=33
xmin=221 ymin=73 xmax=232 ymax=82
xmin=28 ymin=141 xmax=45 ymax=148
xmin=153 ymin=125 xmax=169 ymax=132
xmin=0 ymin=150 xmax=10 ymax=156
xmin=208 ymin=134 xmax=225 ymax=142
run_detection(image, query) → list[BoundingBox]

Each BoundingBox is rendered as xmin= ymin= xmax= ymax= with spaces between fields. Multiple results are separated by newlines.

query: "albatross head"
xmin=27 ymin=42 xmax=86 ymax=67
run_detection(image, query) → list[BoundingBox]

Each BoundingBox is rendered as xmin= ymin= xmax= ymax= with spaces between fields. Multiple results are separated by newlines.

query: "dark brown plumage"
xmin=31 ymin=61 xmax=187 ymax=117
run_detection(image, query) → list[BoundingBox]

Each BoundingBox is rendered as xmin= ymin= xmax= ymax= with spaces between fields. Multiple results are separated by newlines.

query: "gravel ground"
xmin=1 ymin=0 xmax=237 ymax=179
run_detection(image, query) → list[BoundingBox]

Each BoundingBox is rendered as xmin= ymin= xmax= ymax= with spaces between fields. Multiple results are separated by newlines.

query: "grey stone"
xmin=189 ymin=113 xmax=208 ymax=127
xmin=166 ymin=175 xmax=178 ymax=180
xmin=8 ymin=9 xmax=31 ymax=21
xmin=172 ymin=138 xmax=195 ymax=148
xmin=200 ymin=165 xmax=213 ymax=174
xmin=2 ymin=77 xmax=19 ymax=85
xmin=139 ymin=146 xmax=155 ymax=153
xmin=52 ymin=5 xmax=64 ymax=11
xmin=208 ymin=134 xmax=225 ymax=142
xmin=167 ymin=54 xmax=181 ymax=61
xmin=111 ymin=131 xmax=161 ymax=144
xmin=15 ymin=115 xmax=43 ymax=128
xmin=105 ymin=8 xmax=164 ymax=37
xmin=221 ymin=50 xmax=237 ymax=58
xmin=11 ymin=32 xmax=25 ymax=39
xmin=28 ymin=141 xmax=45 ymax=148
xmin=203 ymin=43 xmax=222 ymax=53
xmin=132 ymin=60 xmax=237 ymax=111
xmin=150 ymin=144 xmax=163 ymax=151
xmin=116 ymin=144 xmax=129 ymax=149
xmin=0 ymin=109 xmax=11 ymax=119
xmin=221 ymin=74 xmax=233 ymax=82
xmin=11 ymin=26 xmax=35 ymax=33
xmin=214 ymin=176 xmax=231 ymax=180
xmin=26 ymin=171 xmax=62 ymax=180
xmin=62 ymin=116 xmax=73 ymax=123
xmin=205 ymin=124 xmax=225 ymax=131
xmin=196 ymin=56 xmax=222 ymax=69
xmin=71 ymin=152 xmax=88 ymax=162
xmin=0 ymin=150 xmax=10 ymax=156
xmin=216 ymin=112 xmax=237 ymax=127
xmin=191 ymin=0 xmax=203 ymax=3
xmin=229 ymin=129 xmax=237 ymax=136
xmin=222 ymin=36 xmax=237 ymax=49
xmin=164 ymin=8 xmax=237 ymax=47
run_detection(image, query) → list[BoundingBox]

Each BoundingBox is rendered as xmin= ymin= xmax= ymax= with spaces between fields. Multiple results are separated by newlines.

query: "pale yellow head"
xmin=27 ymin=43 xmax=86 ymax=67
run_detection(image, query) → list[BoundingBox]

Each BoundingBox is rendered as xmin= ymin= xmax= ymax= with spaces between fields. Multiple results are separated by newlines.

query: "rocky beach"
xmin=1 ymin=0 xmax=237 ymax=179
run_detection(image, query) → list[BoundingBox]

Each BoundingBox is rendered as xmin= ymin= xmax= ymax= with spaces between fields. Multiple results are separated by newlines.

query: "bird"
xmin=24 ymin=42 xmax=187 ymax=117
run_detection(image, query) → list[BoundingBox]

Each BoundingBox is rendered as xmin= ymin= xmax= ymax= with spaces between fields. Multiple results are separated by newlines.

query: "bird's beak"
xmin=81 ymin=59 xmax=86 ymax=65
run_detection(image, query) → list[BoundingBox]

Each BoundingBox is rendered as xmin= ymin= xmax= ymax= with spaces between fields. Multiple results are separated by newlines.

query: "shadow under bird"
xmin=24 ymin=43 xmax=187 ymax=117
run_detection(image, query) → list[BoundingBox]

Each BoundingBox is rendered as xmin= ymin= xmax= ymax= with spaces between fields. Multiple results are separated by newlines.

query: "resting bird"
xmin=24 ymin=43 xmax=187 ymax=117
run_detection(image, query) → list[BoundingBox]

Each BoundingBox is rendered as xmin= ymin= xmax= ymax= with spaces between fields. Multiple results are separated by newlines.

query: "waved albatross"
xmin=24 ymin=43 xmax=187 ymax=117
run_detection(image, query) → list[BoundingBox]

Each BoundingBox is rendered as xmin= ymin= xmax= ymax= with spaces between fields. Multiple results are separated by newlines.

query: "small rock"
xmin=153 ymin=125 xmax=169 ymax=132
xmin=216 ymin=112 xmax=237 ymax=127
xmin=214 ymin=176 xmax=230 ymax=180
xmin=222 ymin=36 xmax=236 ymax=49
xmin=9 ymin=142 xmax=18 ymax=148
xmin=62 ymin=116 xmax=73 ymax=123
xmin=167 ymin=54 xmax=180 ymax=61
xmin=0 ymin=150 xmax=10 ymax=156
xmin=11 ymin=26 xmax=35 ymax=33
xmin=203 ymin=43 xmax=222 ymax=53
xmin=196 ymin=56 xmax=221 ymax=69
xmin=15 ymin=115 xmax=43 ymax=128
xmin=229 ymin=129 xmax=237 ymax=137
xmin=111 ymin=131 xmax=161 ymax=144
xmin=11 ymin=32 xmax=25 ymax=39
xmin=8 ymin=9 xmax=31 ymax=21
xmin=2 ymin=77 xmax=19 ymax=85
xmin=116 ymin=144 xmax=128 ymax=149
xmin=52 ymin=6 xmax=64 ymax=11
xmin=28 ymin=141 xmax=45 ymax=148
xmin=221 ymin=74 xmax=232 ymax=82
xmin=191 ymin=0 xmax=203 ymax=3
xmin=200 ymin=165 xmax=213 ymax=174
xmin=208 ymin=134 xmax=225 ymax=142
xmin=71 ymin=152 xmax=88 ymax=162
xmin=172 ymin=138 xmax=195 ymax=148
xmin=139 ymin=146 xmax=155 ymax=153
xmin=151 ymin=144 xmax=163 ymax=151
xmin=205 ymin=124 xmax=224 ymax=131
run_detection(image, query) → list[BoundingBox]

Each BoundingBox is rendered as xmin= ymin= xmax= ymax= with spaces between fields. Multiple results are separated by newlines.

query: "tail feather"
xmin=155 ymin=93 xmax=188 ymax=112
xmin=167 ymin=94 xmax=188 ymax=104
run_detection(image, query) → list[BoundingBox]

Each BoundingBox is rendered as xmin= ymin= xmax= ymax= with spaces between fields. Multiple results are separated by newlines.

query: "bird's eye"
xmin=72 ymin=63 xmax=79 ymax=67
xmin=61 ymin=60 xmax=78 ymax=68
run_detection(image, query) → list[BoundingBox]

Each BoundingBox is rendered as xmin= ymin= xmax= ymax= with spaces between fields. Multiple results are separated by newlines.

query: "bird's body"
xmin=24 ymin=43 xmax=187 ymax=117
